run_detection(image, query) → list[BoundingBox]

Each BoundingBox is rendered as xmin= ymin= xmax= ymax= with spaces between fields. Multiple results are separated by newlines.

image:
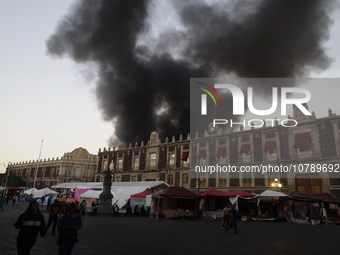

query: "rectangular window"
xmin=118 ymin=159 xmax=123 ymax=171
xmin=242 ymin=152 xmax=251 ymax=163
xmin=183 ymin=156 xmax=190 ymax=167
xmin=150 ymin=153 xmax=156 ymax=168
xmin=295 ymin=133 xmax=312 ymax=158
xmin=199 ymin=177 xmax=206 ymax=188
xmin=297 ymin=147 xmax=311 ymax=155
xmin=198 ymin=150 xmax=207 ymax=166
xmin=243 ymin=173 xmax=252 ymax=187
xmin=240 ymin=144 xmax=251 ymax=162
xmin=217 ymin=147 xmax=227 ymax=164
xmin=168 ymin=175 xmax=173 ymax=185
xmin=182 ymin=152 xmax=190 ymax=167
xmin=169 ymin=153 xmax=175 ymax=168
xmin=264 ymin=141 xmax=277 ymax=161
xmin=133 ymin=157 xmax=139 ymax=170
xmin=266 ymin=148 xmax=277 ymax=161
xmin=102 ymin=160 xmax=108 ymax=170
xmin=219 ymin=178 xmax=227 ymax=187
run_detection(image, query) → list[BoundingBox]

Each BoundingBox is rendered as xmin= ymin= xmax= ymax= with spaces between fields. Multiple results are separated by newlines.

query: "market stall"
xmin=252 ymin=190 xmax=290 ymax=222
xmin=288 ymin=191 xmax=340 ymax=225
xmin=152 ymin=187 xmax=202 ymax=219
xmin=199 ymin=188 xmax=257 ymax=220
xmin=79 ymin=190 xmax=101 ymax=208
xmin=130 ymin=189 xmax=153 ymax=210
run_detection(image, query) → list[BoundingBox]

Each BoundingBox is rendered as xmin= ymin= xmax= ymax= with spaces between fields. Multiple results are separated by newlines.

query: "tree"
xmin=2 ymin=171 xmax=26 ymax=187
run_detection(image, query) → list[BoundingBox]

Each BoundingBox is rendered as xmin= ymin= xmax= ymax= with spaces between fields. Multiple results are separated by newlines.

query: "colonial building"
xmin=95 ymin=132 xmax=191 ymax=188
xmin=8 ymin=148 xmax=97 ymax=188
xmin=96 ymin=105 xmax=340 ymax=196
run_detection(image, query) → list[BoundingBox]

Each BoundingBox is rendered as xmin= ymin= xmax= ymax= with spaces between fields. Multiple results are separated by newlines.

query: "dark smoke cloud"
xmin=46 ymin=0 xmax=335 ymax=145
xmin=178 ymin=0 xmax=334 ymax=77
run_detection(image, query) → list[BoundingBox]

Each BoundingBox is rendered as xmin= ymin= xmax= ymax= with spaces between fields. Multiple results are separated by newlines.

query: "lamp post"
xmin=33 ymin=140 xmax=44 ymax=188
xmin=271 ymin=178 xmax=282 ymax=192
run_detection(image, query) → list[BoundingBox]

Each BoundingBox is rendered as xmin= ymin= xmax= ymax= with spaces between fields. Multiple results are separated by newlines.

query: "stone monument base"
xmin=97 ymin=197 xmax=113 ymax=215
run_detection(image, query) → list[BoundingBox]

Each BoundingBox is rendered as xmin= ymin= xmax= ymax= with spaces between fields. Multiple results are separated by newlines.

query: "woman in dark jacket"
xmin=14 ymin=200 xmax=46 ymax=255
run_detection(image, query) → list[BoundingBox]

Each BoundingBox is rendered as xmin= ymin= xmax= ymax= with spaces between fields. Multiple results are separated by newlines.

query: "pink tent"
xmin=75 ymin=188 xmax=93 ymax=202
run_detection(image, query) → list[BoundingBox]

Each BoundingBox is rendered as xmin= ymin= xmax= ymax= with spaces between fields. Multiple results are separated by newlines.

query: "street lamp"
xmin=271 ymin=178 xmax=282 ymax=191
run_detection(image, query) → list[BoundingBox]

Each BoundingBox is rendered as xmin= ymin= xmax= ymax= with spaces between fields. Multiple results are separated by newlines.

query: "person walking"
xmin=57 ymin=203 xmax=82 ymax=255
xmin=79 ymin=200 xmax=87 ymax=217
xmin=14 ymin=200 xmax=46 ymax=255
xmin=46 ymin=200 xmax=61 ymax=236
xmin=225 ymin=204 xmax=239 ymax=234
xmin=47 ymin=196 xmax=52 ymax=210
xmin=134 ymin=205 xmax=139 ymax=216
xmin=221 ymin=203 xmax=230 ymax=229
xmin=41 ymin=196 xmax=45 ymax=206
xmin=0 ymin=196 xmax=4 ymax=211
xmin=13 ymin=195 xmax=16 ymax=205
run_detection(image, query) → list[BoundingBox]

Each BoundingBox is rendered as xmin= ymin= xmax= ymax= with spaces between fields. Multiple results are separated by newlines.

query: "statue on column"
xmin=98 ymin=167 xmax=114 ymax=214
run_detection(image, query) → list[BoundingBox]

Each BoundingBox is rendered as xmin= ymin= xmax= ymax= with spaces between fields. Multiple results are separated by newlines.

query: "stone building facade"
xmin=95 ymin=132 xmax=191 ymax=188
xmin=96 ymin=105 xmax=340 ymax=196
xmin=8 ymin=148 xmax=97 ymax=188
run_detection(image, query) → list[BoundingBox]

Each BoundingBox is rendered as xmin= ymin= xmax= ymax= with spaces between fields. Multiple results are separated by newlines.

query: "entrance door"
xmin=295 ymin=174 xmax=322 ymax=194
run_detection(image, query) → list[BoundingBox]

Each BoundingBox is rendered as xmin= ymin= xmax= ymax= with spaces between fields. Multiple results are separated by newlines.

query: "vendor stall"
xmin=288 ymin=191 xmax=340 ymax=225
xmin=130 ymin=189 xmax=152 ymax=210
xmin=152 ymin=187 xmax=202 ymax=219
xmin=200 ymin=188 xmax=257 ymax=220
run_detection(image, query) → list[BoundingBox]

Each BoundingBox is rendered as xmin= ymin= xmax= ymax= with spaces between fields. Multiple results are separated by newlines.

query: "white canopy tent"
xmin=258 ymin=190 xmax=288 ymax=200
xmin=80 ymin=186 xmax=157 ymax=208
xmin=23 ymin=188 xmax=57 ymax=198
xmin=52 ymin=181 xmax=168 ymax=190
xmin=80 ymin=190 xmax=102 ymax=199
xmin=36 ymin=188 xmax=58 ymax=198
xmin=55 ymin=181 xmax=169 ymax=208
xmin=24 ymin=188 xmax=38 ymax=195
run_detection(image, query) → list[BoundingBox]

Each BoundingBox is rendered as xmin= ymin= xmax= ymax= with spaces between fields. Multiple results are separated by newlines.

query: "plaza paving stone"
xmin=0 ymin=202 xmax=339 ymax=255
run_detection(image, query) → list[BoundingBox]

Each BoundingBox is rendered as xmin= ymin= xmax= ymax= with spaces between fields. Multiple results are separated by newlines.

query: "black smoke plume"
xmin=46 ymin=0 xmax=334 ymax=145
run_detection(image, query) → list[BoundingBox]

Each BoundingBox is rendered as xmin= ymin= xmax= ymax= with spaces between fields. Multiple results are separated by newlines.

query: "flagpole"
xmin=33 ymin=140 xmax=44 ymax=188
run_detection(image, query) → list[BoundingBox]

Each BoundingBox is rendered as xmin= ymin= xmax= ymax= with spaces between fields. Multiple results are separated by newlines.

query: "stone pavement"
xmin=0 ymin=202 xmax=339 ymax=255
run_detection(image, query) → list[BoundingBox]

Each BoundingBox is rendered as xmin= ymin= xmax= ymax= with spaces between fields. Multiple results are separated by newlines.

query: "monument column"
xmin=97 ymin=168 xmax=113 ymax=214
